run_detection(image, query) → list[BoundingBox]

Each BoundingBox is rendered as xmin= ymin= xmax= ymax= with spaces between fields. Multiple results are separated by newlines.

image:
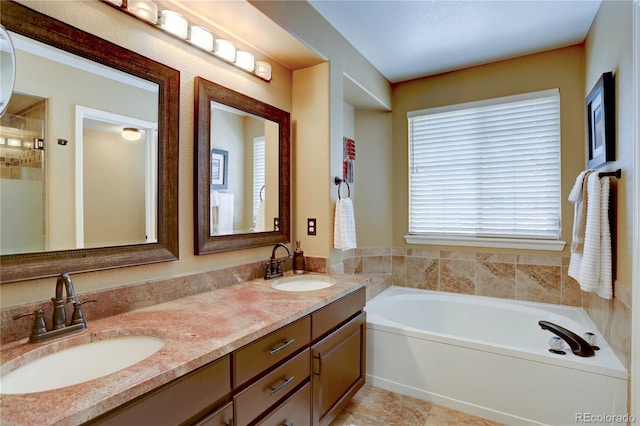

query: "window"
xmin=252 ymin=136 xmax=265 ymax=226
xmin=406 ymin=89 xmax=564 ymax=251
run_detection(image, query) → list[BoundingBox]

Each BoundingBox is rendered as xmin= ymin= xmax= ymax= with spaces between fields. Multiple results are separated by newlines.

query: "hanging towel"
xmin=568 ymin=173 xmax=612 ymax=299
xmin=210 ymin=190 xmax=234 ymax=235
xmin=569 ymin=170 xmax=593 ymax=253
xmin=254 ymin=199 xmax=266 ymax=232
xmin=334 ymin=198 xmax=357 ymax=250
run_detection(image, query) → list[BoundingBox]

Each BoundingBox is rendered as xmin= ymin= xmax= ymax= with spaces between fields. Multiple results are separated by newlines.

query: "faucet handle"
xmin=13 ymin=309 xmax=47 ymax=337
xmin=71 ymin=299 xmax=97 ymax=326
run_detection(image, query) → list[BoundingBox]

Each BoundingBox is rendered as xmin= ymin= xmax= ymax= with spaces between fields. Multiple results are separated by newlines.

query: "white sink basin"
xmin=271 ymin=275 xmax=336 ymax=292
xmin=0 ymin=335 xmax=165 ymax=394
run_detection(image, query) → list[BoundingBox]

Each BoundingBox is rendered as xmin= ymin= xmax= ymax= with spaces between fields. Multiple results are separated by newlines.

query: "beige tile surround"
xmin=343 ymin=247 xmax=631 ymax=370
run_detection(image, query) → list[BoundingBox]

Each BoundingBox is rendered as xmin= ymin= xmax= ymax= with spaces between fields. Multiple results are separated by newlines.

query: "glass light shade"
xmin=159 ymin=10 xmax=188 ymax=39
xmin=189 ymin=26 xmax=214 ymax=51
xmin=7 ymin=138 xmax=21 ymax=147
xmin=127 ymin=0 xmax=158 ymax=24
xmin=22 ymin=139 xmax=34 ymax=149
xmin=122 ymin=128 xmax=142 ymax=141
xmin=0 ymin=137 xmax=5 ymax=145
xmin=235 ymin=51 xmax=255 ymax=72
xmin=254 ymin=61 xmax=272 ymax=81
xmin=214 ymin=39 xmax=236 ymax=62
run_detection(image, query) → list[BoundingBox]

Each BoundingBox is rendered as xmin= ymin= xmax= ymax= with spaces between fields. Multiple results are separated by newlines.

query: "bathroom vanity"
xmin=0 ymin=275 xmax=368 ymax=426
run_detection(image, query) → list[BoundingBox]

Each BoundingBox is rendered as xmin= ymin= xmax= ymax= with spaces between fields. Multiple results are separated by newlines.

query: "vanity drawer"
xmin=234 ymin=348 xmax=311 ymax=426
xmin=89 ymin=355 xmax=230 ymax=426
xmin=257 ymin=381 xmax=311 ymax=426
xmin=233 ymin=316 xmax=310 ymax=387
xmin=193 ymin=401 xmax=233 ymax=426
xmin=312 ymin=287 xmax=365 ymax=341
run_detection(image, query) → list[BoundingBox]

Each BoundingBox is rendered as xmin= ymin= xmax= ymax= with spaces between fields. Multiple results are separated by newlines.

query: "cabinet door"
xmin=311 ymin=312 xmax=366 ymax=426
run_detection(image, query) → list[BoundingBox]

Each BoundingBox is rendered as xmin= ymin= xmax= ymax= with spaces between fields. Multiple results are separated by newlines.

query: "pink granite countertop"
xmin=0 ymin=273 xmax=369 ymax=425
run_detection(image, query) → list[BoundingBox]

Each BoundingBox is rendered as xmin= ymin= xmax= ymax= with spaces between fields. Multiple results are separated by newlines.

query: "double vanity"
xmin=0 ymin=274 xmax=369 ymax=425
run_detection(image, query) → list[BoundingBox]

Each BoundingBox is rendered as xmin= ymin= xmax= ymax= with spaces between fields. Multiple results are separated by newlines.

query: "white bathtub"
xmin=366 ymin=286 xmax=628 ymax=425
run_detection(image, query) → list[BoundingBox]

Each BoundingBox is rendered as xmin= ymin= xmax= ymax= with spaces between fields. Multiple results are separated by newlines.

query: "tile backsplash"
xmin=1 ymin=256 xmax=329 ymax=345
xmin=343 ymin=248 xmax=581 ymax=306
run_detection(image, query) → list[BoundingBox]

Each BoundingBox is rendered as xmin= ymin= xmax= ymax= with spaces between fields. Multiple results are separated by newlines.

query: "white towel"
xmin=210 ymin=190 xmax=234 ymax=235
xmin=569 ymin=170 xmax=593 ymax=253
xmin=568 ymin=173 xmax=612 ymax=299
xmin=254 ymin=199 xmax=266 ymax=232
xmin=334 ymin=198 xmax=357 ymax=250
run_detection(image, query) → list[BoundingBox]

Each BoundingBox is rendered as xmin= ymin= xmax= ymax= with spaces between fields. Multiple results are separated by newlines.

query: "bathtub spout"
xmin=538 ymin=321 xmax=595 ymax=357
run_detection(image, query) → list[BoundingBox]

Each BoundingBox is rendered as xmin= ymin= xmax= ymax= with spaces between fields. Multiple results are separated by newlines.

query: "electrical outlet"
xmin=307 ymin=218 xmax=317 ymax=235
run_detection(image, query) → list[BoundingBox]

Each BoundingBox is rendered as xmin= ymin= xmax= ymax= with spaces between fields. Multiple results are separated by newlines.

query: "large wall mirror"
xmin=0 ymin=1 xmax=179 ymax=283
xmin=194 ymin=77 xmax=290 ymax=254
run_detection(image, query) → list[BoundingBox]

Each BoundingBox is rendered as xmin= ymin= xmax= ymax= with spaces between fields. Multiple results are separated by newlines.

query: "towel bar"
xmin=334 ymin=176 xmax=351 ymax=199
xmin=598 ymin=169 xmax=621 ymax=179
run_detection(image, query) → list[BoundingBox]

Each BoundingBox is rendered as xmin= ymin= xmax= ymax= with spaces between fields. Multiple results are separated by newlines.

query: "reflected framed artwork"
xmin=211 ymin=148 xmax=228 ymax=189
xmin=586 ymin=71 xmax=615 ymax=169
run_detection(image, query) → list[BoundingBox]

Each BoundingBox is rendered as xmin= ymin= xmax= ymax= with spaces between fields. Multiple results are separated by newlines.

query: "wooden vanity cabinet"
xmin=193 ymin=402 xmax=234 ymax=426
xmin=85 ymin=286 xmax=366 ymax=426
xmin=311 ymin=311 xmax=366 ymax=426
xmin=87 ymin=355 xmax=231 ymax=426
xmin=257 ymin=382 xmax=312 ymax=426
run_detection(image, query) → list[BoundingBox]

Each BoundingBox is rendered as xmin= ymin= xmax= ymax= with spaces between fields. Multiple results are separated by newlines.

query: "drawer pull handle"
xmin=270 ymin=338 xmax=294 ymax=355
xmin=282 ymin=423 xmax=294 ymax=426
xmin=270 ymin=376 xmax=294 ymax=395
xmin=313 ymin=353 xmax=322 ymax=376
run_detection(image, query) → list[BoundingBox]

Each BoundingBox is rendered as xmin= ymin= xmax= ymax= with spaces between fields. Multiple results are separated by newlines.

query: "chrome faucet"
xmin=13 ymin=273 xmax=96 ymax=344
xmin=264 ymin=243 xmax=293 ymax=279
xmin=538 ymin=320 xmax=595 ymax=357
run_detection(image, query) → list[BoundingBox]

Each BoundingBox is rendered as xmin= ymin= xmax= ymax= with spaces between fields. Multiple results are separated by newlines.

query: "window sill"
xmin=404 ymin=235 xmax=566 ymax=251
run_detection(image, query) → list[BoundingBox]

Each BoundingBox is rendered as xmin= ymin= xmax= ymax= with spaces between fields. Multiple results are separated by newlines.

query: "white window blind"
xmin=408 ymin=89 xmax=561 ymax=242
xmin=253 ymin=137 xmax=265 ymax=223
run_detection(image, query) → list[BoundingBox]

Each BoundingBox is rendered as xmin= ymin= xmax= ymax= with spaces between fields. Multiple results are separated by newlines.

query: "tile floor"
xmin=331 ymin=385 xmax=503 ymax=426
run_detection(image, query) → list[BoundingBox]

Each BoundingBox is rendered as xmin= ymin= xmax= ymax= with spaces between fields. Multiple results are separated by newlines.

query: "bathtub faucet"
xmin=538 ymin=320 xmax=595 ymax=357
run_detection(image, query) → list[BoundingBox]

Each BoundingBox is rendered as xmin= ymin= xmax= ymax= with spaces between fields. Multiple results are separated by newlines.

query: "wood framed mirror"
xmin=194 ymin=77 xmax=290 ymax=254
xmin=0 ymin=1 xmax=179 ymax=283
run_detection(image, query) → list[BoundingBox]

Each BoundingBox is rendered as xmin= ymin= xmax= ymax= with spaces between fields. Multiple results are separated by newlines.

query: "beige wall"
xmin=1 ymin=0 xmax=294 ymax=307
xmin=585 ymin=0 xmax=634 ymax=299
xmin=292 ymin=63 xmax=331 ymax=257
xmin=392 ymin=45 xmax=586 ymax=254
xmin=253 ymin=1 xmax=392 ymax=268
xmin=582 ymin=0 xmax=634 ymax=391
xmin=353 ymin=109 xmax=394 ymax=247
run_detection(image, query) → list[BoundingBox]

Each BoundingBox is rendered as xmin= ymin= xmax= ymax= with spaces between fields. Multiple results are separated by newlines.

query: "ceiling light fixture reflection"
xmin=122 ymin=127 xmax=142 ymax=141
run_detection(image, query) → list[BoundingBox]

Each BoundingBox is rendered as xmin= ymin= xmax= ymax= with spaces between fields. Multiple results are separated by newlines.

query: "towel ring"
xmin=260 ymin=185 xmax=265 ymax=201
xmin=334 ymin=176 xmax=351 ymax=199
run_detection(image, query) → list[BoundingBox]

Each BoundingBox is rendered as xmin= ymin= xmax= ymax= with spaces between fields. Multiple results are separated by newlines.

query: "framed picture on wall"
xmin=586 ymin=71 xmax=615 ymax=169
xmin=211 ymin=148 xmax=228 ymax=189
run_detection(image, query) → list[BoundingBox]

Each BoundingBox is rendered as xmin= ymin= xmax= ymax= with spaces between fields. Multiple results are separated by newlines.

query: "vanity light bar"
xmin=101 ymin=0 xmax=272 ymax=82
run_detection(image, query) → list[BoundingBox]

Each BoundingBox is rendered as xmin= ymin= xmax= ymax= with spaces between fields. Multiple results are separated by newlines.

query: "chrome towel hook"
xmin=334 ymin=176 xmax=351 ymax=199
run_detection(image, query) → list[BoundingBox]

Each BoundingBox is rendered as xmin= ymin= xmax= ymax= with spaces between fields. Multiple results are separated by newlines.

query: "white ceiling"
xmin=308 ymin=0 xmax=602 ymax=84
